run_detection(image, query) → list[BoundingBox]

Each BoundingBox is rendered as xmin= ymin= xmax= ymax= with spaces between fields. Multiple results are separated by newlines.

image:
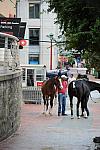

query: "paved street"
xmin=0 ymin=75 xmax=100 ymax=150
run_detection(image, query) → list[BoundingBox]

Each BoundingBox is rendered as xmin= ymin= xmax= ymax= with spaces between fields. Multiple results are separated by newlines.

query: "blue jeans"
xmin=58 ymin=93 xmax=66 ymax=114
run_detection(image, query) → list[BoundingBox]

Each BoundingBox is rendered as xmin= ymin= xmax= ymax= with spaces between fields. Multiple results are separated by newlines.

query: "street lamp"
xmin=47 ymin=33 xmax=54 ymax=70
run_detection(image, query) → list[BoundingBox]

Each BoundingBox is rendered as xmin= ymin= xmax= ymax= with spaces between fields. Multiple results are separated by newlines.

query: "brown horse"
xmin=41 ymin=76 xmax=61 ymax=115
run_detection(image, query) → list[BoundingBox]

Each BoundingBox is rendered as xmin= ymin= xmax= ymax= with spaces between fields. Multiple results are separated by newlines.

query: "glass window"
xmin=36 ymin=75 xmax=44 ymax=81
xmin=29 ymin=54 xmax=39 ymax=64
xmin=29 ymin=3 xmax=40 ymax=19
xmin=27 ymin=69 xmax=34 ymax=86
xmin=29 ymin=28 xmax=40 ymax=45
xmin=36 ymin=69 xmax=45 ymax=81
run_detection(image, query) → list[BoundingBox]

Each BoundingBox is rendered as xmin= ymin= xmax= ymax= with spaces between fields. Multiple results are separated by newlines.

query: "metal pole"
xmin=50 ymin=39 xmax=52 ymax=70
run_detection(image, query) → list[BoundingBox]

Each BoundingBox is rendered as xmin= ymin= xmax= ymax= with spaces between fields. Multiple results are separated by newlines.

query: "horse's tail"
xmin=82 ymin=82 xmax=90 ymax=100
xmin=82 ymin=82 xmax=85 ymax=95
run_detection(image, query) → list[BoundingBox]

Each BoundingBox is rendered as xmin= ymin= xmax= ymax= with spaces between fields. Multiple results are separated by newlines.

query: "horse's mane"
xmin=69 ymin=79 xmax=100 ymax=88
xmin=84 ymin=80 xmax=100 ymax=86
xmin=86 ymin=80 xmax=100 ymax=85
xmin=42 ymin=78 xmax=58 ymax=89
xmin=75 ymin=79 xmax=100 ymax=86
xmin=85 ymin=80 xmax=100 ymax=91
xmin=43 ymin=78 xmax=54 ymax=85
xmin=75 ymin=80 xmax=100 ymax=92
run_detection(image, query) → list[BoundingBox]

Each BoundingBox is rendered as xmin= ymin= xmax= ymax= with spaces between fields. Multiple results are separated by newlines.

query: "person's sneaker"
xmin=62 ymin=114 xmax=68 ymax=116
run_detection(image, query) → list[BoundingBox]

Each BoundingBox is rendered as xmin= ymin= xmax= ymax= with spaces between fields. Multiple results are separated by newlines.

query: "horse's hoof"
xmin=84 ymin=113 xmax=88 ymax=118
xmin=77 ymin=116 xmax=80 ymax=119
xmin=80 ymin=114 xmax=84 ymax=117
xmin=49 ymin=113 xmax=53 ymax=116
xmin=71 ymin=116 xmax=74 ymax=119
xmin=84 ymin=116 xmax=88 ymax=119
xmin=42 ymin=112 xmax=46 ymax=116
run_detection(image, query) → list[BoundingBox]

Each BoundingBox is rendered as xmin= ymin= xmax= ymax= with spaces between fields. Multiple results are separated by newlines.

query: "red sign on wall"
xmin=37 ymin=82 xmax=43 ymax=86
xmin=19 ymin=40 xmax=27 ymax=46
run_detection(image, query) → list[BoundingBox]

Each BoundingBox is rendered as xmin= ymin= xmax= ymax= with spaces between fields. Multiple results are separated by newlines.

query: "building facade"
xmin=16 ymin=0 xmax=60 ymax=70
xmin=0 ymin=0 xmax=16 ymax=17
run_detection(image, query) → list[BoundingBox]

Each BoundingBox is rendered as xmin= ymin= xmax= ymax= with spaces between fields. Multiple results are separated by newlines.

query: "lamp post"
xmin=47 ymin=33 xmax=54 ymax=70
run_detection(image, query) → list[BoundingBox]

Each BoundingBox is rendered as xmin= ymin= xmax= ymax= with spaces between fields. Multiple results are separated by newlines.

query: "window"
xmin=27 ymin=69 xmax=34 ymax=86
xmin=29 ymin=54 xmax=39 ymax=64
xmin=29 ymin=28 xmax=40 ymax=45
xmin=29 ymin=3 xmax=40 ymax=19
xmin=36 ymin=69 xmax=45 ymax=81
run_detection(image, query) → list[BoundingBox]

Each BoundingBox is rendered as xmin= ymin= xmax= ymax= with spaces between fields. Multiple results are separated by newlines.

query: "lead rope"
xmin=90 ymin=93 xmax=96 ymax=103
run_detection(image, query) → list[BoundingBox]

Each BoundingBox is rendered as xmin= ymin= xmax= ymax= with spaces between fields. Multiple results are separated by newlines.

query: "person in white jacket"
xmin=68 ymin=74 xmax=76 ymax=84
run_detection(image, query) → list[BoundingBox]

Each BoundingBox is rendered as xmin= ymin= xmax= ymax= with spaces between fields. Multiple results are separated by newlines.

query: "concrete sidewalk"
xmin=0 ymin=97 xmax=100 ymax=150
xmin=0 ymin=75 xmax=100 ymax=150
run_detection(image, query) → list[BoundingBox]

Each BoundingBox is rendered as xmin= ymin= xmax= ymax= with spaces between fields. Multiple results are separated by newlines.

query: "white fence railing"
xmin=69 ymin=67 xmax=87 ymax=75
xmin=22 ymin=86 xmax=43 ymax=104
xmin=0 ymin=32 xmax=20 ymax=73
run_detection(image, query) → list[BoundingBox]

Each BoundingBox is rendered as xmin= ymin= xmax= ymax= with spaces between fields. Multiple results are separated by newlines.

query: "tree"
xmin=47 ymin=0 xmax=100 ymax=70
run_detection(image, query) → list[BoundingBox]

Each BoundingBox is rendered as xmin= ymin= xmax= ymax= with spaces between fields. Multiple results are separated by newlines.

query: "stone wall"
xmin=0 ymin=71 xmax=22 ymax=141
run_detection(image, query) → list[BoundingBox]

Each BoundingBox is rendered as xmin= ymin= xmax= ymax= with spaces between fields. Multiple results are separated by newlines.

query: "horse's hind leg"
xmin=81 ymin=101 xmax=85 ymax=117
xmin=70 ymin=97 xmax=74 ymax=119
xmin=76 ymin=99 xmax=81 ymax=119
xmin=84 ymin=99 xmax=89 ymax=118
